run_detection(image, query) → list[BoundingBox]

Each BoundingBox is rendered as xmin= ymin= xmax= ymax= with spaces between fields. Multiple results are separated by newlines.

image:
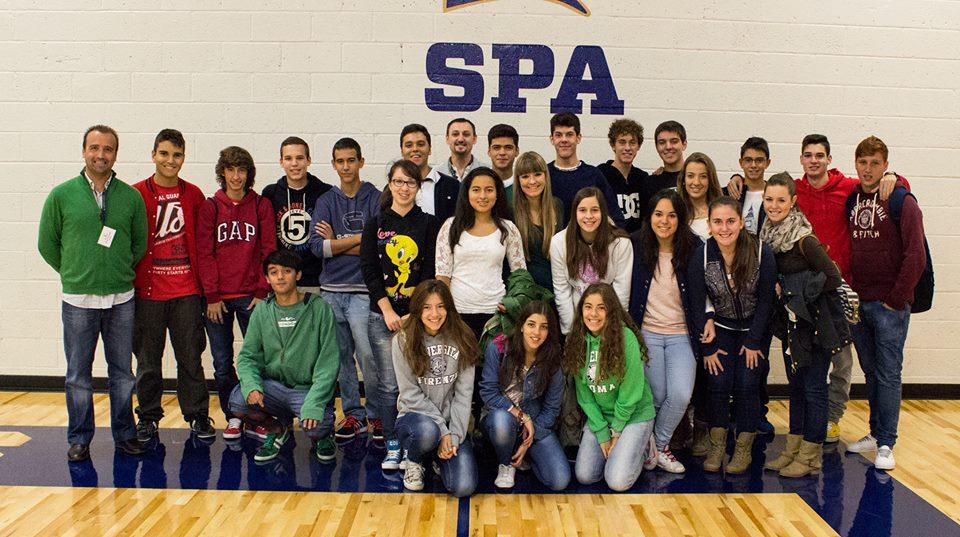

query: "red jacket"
xmin=197 ymin=189 xmax=277 ymax=303
xmin=848 ymin=186 xmax=926 ymax=309
xmin=133 ymin=176 xmax=205 ymax=299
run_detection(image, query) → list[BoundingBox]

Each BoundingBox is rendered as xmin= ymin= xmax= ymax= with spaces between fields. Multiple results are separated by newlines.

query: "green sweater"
xmin=574 ymin=325 xmax=655 ymax=444
xmin=235 ymin=293 xmax=340 ymax=420
xmin=38 ymin=173 xmax=147 ymax=295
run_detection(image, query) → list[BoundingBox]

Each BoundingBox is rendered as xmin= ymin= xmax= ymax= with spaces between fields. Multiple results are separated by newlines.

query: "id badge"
xmin=97 ymin=226 xmax=116 ymax=248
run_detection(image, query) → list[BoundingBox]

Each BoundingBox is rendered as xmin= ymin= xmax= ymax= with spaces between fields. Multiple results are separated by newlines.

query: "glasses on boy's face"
xmin=741 ymin=157 xmax=768 ymax=165
xmin=390 ymin=178 xmax=418 ymax=189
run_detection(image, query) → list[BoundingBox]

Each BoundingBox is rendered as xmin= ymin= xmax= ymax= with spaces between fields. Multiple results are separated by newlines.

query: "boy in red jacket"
xmin=198 ymin=146 xmax=277 ymax=441
xmin=843 ymin=136 xmax=926 ymax=471
xmin=133 ymin=129 xmax=213 ymax=442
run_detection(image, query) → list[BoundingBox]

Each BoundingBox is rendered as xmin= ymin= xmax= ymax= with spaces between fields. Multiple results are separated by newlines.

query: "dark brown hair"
xmin=215 ymin=146 xmax=256 ymax=191
xmin=564 ymin=187 xmax=627 ymax=280
xmin=563 ymin=283 xmax=644 ymax=381
xmin=400 ymin=280 xmax=479 ymax=376
xmin=709 ymin=196 xmax=758 ymax=290
xmin=638 ymin=189 xmax=697 ymax=275
xmin=380 ymin=159 xmax=423 ymax=212
xmin=677 ymin=152 xmax=722 ymax=223
xmin=499 ymin=301 xmax=562 ymax=398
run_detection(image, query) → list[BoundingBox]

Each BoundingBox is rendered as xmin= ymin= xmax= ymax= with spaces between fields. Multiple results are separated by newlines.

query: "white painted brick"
xmin=342 ymin=43 xmax=403 ymax=74
xmin=280 ymin=104 xmax=342 ymax=136
xmin=251 ymin=12 xmax=312 ymax=41
xmin=0 ymin=338 xmax=60 ymax=370
xmin=251 ymin=74 xmax=311 ymax=103
xmin=371 ymin=73 xmax=429 ymax=105
xmin=12 ymin=11 xmax=81 ymax=41
xmin=101 ymin=42 xmax=164 ymax=72
xmin=0 ymin=194 xmax=23 ymax=222
xmin=192 ymin=73 xmax=252 ymax=103
xmin=372 ymin=12 xmax=434 ymax=43
xmin=223 ymin=104 xmax=285 ymax=134
xmin=162 ymin=43 xmax=222 ymax=72
xmin=131 ymin=73 xmax=193 ymax=102
xmin=310 ymin=12 xmax=373 ymax=42
xmin=281 ymin=43 xmax=341 ymax=73
xmin=221 ymin=43 xmax=282 ymax=72
xmin=72 ymin=72 xmax=132 ymax=102
xmin=310 ymin=73 xmax=372 ymax=104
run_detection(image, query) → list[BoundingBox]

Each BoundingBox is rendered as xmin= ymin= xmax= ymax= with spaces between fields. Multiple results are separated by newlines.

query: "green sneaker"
xmin=254 ymin=427 xmax=290 ymax=462
xmin=314 ymin=436 xmax=336 ymax=462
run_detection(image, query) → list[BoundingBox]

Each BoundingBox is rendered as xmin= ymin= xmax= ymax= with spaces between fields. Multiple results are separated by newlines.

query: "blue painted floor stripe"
xmin=457 ymin=495 xmax=470 ymax=537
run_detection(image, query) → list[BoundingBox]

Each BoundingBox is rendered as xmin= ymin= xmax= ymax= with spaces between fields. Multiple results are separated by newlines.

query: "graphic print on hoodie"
xmin=262 ymin=173 xmax=331 ymax=287
xmin=308 ymin=181 xmax=381 ymax=292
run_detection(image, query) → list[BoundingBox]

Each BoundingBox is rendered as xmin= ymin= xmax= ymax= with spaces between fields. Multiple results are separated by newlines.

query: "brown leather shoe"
xmin=67 ymin=443 xmax=90 ymax=462
xmin=116 ymin=438 xmax=146 ymax=456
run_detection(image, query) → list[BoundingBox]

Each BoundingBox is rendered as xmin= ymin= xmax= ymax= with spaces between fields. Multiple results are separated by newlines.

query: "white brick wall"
xmin=0 ymin=1 xmax=957 ymax=384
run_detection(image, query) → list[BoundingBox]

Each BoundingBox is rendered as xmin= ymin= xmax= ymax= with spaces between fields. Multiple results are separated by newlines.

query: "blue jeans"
xmin=396 ymin=412 xmax=477 ymax=497
xmin=786 ymin=347 xmax=830 ymax=443
xmin=227 ymin=379 xmax=336 ymax=440
xmin=642 ymin=330 xmax=696 ymax=450
xmin=62 ymin=299 xmax=137 ymax=445
xmin=575 ymin=419 xmax=653 ymax=492
xmin=203 ymin=295 xmax=254 ymax=420
xmin=852 ymin=301 xmax=910 ymax=448
xmin=321 ymin=291 xmax=376 ymax=422
xmin=482 ymin=408 xmax=570 ymax=491
xmin=368 ymin=312 xmax=399 ymax=440
xmin=706 ymin=327 xmax=763 ymax=433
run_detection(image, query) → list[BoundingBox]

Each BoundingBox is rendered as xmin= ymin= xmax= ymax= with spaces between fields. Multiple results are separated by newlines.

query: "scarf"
xmin=760 ymin=208 xmax=813 ymax=254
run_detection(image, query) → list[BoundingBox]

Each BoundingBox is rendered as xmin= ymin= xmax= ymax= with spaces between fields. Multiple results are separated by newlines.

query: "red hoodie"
xmin=197 ymin=189 xmax=277 ymax=303
xmin=796 ymin=169 xmax=911 ymax=283
xmin=795 ymin=169 xmax=859 ymax=282
xmin=133 ymin=175 xmax=206 ymax=300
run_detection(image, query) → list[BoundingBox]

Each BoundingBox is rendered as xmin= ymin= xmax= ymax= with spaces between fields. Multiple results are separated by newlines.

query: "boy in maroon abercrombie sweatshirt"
xmin=132 ymin=129 xmax=213 ymax=442
xmin=843 ymin=136 xmax=926 ymax=471
xmin=197 ymin=146 xmax=276 ymax=440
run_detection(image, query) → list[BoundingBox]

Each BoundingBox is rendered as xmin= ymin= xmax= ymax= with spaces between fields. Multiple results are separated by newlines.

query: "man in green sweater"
xmin=38 ymin=125 xmax=149 ymax=462
xmin=229 ymin=249 xmax=341 ymax=462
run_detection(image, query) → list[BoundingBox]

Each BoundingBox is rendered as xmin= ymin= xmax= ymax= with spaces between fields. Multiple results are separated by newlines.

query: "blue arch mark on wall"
xmin=443 ymin=0 xmax=590 ymax=16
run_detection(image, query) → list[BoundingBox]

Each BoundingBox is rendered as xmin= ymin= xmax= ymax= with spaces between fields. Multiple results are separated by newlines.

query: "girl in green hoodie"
xmin=565 ymin=282 xmax=655 ymax=492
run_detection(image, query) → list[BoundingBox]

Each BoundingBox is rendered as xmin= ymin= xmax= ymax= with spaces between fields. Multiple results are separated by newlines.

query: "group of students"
xmin=38 ymin=113 xmax=928 ymax=498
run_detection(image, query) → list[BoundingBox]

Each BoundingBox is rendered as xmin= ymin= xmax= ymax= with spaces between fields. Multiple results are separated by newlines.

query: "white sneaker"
xmin=656 ymin=447 xmax=686 ymax=474
xmin=398 ymin=450 xmax=409 ymax=470
xmin=846 ymin=434 xmax=878 ymax=453
xmin=875 ymin=446 xmax=895 ymax=470
xmin=643 ymin=436 xmax=658 ymax=471
xmin=403 ymin=462 xmax=424 ymax=491
xmin=494 ymin=464 xmax=516 ymax=488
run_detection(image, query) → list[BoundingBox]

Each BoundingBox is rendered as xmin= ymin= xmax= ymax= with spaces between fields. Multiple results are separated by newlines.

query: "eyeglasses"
xmin=741 ymin=157 xmax=768 ymax=165
xmin=390 ymin=178 xmax=418 ymax=189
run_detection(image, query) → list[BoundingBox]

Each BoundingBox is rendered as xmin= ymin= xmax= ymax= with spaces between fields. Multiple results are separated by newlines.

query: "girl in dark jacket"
xmin=628 ymin=189 xmax=704 ymax=473
xmin=688 ymin=196 xmax=777 ymax=475
xmin=760 ymin=173 xmax=843 ymax=477
xmin=479 ymin=301 xmax=569 ymax=491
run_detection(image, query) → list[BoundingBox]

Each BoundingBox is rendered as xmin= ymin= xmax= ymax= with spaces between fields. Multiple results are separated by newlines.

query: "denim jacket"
xmin=479 ymin=337 xmax=564 ymax=441
xmin=628 ymin=230 xmax=704 ymax=358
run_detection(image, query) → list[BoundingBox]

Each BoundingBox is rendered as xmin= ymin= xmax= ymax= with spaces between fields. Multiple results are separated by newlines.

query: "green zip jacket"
xmin=574 ymin=325 xmax=654 ymax=444
xmin=235 ymin=293 xmax=340 ymax=420
xmin=38 ymin=173 xmax=148 ymax=294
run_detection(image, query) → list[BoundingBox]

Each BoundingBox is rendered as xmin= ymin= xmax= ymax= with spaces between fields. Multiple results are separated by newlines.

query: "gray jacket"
xmin=392 ymin=332 xmax=475 ymax=447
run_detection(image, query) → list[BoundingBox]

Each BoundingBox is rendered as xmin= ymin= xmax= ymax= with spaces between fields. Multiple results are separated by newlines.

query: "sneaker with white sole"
xmin=643 ymin=436 xmax=658 ymax=471
xmin=656 ymin=447 xmax=686 ymax=474
xmin=399 ymin=451 xmax=409 ymax=470
xmin=382 ymin=440 xmax=402 ymax=470
xmin=874 ymin=445 xmax=895 ymax=470
xmin=404 ymin=462 xmax=425 ymax=491
xmin=825 ymin=421 xmax=840 ymax=444
xmin=846 ymin=434 xmax=878 ymax=453
xmin=223 ymin=418 xmax=243 ymax=440
xmin=494 ymin=464 xmax=516 ymax=488
xmin=245 ymin=424 xmax=268 ymax=441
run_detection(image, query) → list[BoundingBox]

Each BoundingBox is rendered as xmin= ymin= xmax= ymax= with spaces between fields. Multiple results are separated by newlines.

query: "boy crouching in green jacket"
xmin=229 ymin=249 xmax=340 ymax=462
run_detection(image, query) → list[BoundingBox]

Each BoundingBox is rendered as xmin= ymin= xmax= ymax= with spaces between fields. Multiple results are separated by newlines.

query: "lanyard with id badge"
xmin=96 ymin=185 xmax=117 ymax=248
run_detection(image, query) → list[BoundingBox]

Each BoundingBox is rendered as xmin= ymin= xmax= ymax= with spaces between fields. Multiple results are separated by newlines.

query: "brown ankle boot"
xmin=691 ymin=420 xmax=711 ymax=457
xmin=702 ymin=427 xmax=727 ymax=472
xmin=779 ymin=440 xmax=823 ymax=478
xmin=724 ymin=432 xmax=756 ymax=474
xmin=764 ymin=434 xmax=803 ymax=472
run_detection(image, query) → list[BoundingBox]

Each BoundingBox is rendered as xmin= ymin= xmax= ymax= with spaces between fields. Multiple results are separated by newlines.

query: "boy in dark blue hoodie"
xmin=309 ymin=138 xmax=382 ymax=441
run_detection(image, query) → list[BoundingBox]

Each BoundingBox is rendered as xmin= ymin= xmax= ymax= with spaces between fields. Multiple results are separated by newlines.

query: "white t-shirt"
xmin=742 ymin=190 xmax=764 ymax=235
xmin=435 ymin=218 xmax=527 ymax=314
xmin=690 ymin=217 xmax=710 ymax=241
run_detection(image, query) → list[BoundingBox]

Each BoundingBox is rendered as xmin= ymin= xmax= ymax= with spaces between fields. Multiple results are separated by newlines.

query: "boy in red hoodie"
xmin=843 ymin=136 xmax=926 ymax=471
xmin=198 ymin=146 xmax=277 ymax=441
xmin=132 ymin=129 xmax=212 ymax=442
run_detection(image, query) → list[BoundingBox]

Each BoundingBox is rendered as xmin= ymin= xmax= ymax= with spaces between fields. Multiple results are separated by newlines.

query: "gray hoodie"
xmin=393 ymin=332 xmax=475 ymax=447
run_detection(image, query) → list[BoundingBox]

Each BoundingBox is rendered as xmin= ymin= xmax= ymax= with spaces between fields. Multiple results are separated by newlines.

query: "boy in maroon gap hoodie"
xmin=844 ymin=136 xmax=926 ymax=471
xmin=198 ymin=146 xmax=276 ymax=440
xmin=133 ymin=129 xmax=212 ymax=442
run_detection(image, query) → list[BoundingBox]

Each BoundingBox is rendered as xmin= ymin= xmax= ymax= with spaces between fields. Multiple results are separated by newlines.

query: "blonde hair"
xmin=512 ymin=151 xmax=558 ymax=258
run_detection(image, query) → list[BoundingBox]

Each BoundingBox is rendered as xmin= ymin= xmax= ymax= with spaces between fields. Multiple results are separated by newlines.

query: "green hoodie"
xmin=38 ymin=173 xmax=147 ymax=294
xmin=236 ymin=293 xmax=340 ymax=420
xmin=574 ymin=325 xmax=654 ymax=444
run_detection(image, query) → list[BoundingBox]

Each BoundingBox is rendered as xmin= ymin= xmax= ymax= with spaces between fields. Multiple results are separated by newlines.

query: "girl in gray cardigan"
xmin=393 ymin=280 xmax=479 ymax=496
